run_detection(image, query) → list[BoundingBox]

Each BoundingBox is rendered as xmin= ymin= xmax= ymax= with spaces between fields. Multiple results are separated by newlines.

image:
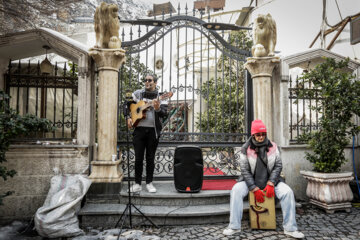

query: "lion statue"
xmin=94 ymin=2 xmax=121 ymax=49
xmin=252 ymin=13 xmax=277 ymax=57
xmin=252 ymin=44 xmax=267 ymax=57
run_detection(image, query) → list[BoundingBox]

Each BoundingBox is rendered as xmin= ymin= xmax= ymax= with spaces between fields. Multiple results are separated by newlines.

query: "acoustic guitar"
xmin=130 ymin=91 xmax=173 ymax=127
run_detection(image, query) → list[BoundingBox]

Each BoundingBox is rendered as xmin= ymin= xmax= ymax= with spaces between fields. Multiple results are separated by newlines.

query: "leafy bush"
xmin=196 ymin=30 xmax=252 ymax=139
xmin=297 ymin=58 xmax=360 ymax=173
xmin=0 ymin=90 xmax=54 ymax=204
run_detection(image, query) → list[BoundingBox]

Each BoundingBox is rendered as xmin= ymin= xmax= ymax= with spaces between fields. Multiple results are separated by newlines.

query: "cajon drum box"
xmin=249 ymin=191 xmax=276 ymax=229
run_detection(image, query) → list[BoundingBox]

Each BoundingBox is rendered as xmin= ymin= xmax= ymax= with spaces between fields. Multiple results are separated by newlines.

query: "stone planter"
xmin=300 ymin=170 xmax=353 ymax=213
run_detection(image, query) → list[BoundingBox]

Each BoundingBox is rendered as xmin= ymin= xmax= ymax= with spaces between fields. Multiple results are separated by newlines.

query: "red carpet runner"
xmin=202 ymin=168 xmax=237 ymax=190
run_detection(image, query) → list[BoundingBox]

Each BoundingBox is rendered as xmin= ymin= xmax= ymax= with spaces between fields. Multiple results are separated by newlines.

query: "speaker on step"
xmin=173 ymin=145 xmax=203 ymax=193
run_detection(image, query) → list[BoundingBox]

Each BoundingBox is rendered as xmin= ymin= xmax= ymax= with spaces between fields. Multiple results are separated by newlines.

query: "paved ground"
xmin=140 ymin=204 xmax=360 ymax=240
xmin=2 ymin=204 xmax=360 ymax=240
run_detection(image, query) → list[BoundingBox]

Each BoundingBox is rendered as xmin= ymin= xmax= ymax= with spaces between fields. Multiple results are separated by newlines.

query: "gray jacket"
xmin=237 ymin=137 xmax=283 ymax=191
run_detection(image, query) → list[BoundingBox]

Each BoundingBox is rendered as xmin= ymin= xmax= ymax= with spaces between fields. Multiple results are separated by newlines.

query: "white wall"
xmin=281 ymin=146 xmax=360 ymax=200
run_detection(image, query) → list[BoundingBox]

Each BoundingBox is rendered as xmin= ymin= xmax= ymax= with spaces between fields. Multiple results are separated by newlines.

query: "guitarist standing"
xmin=125 ymin=74 xmax=168 ymax=193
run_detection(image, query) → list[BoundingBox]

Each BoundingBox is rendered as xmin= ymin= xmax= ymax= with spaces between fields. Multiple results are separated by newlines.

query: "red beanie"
xmin=251 ymin=119 xmax=267 ymax=135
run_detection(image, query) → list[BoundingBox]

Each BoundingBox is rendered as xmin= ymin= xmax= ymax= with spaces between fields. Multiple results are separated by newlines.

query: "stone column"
xmin=88 ymin=48 xmax=126 ymax=183
xmin=77 ymin=55 xmax=95 ymax=146
xmin=0 ymin=58 xmax=8 ymax=90
xmin=245 ymin=57 xmax=280 ymax=140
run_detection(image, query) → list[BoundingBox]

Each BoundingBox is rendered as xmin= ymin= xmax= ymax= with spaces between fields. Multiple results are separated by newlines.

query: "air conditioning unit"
xmin=350 ymin=16 xmax=360 ymax=45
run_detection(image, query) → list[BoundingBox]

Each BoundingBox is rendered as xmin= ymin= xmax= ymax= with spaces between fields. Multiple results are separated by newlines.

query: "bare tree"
xmin=0 ymin=0 xmax=81 ymax=34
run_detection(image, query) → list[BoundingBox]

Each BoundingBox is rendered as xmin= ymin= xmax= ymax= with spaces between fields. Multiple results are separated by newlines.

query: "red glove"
xmin=253 ymin=189 xmax=265 ymax=203
xmin=263 ymin=184 xmax=275 ymax=198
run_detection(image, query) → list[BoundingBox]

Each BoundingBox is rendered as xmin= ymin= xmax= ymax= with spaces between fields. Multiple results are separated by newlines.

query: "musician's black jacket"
xmin=124 ymin=89 xmax=168 ymax=138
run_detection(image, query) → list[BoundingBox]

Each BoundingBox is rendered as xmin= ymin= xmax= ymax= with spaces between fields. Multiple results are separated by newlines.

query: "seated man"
xmin=223 ymin=119 xmax=304 ymax=239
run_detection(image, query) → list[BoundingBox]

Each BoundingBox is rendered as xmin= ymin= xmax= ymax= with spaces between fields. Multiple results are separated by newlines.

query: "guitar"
xmin=130 ymin=91 xmax=173 ymax=127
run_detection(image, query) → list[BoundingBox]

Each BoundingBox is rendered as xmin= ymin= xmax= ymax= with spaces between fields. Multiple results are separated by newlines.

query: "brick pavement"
xmin=130 ymin=204 xmax=360 ymax=240
xmin=3 ymin=204 xmax=360 ymax=239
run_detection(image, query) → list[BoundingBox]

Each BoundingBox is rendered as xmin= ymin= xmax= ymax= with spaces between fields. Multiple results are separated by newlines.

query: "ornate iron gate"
xmin=4 ymin=60 xmax=78 ymax=140
xmin=117 ymin=7 xmax=253 ymax=180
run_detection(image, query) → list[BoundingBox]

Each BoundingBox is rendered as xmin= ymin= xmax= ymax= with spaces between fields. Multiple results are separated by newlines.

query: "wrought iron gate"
xmin=117 ymin=7 xmax=253 ymax=180
xmin=4 ymin=60 xmax=78 ymax=140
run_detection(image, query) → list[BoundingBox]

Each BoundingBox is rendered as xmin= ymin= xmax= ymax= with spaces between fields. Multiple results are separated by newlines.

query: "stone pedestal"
xmin=300 ymin=171 xmax=354 ymax=213
xmin=245 ymin=57 xmax=280 ymax=140
xmin=88 ymin=48 xmax=126 ymax=183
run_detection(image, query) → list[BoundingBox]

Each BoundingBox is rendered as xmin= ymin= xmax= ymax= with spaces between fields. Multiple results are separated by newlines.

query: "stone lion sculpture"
xmin=252 ymin=13 xmax=277 ymax=57
xmin=94 ymin=2 xmax=121 ymax=49
xmin=252 ymin=44 xmax=267 ymax=57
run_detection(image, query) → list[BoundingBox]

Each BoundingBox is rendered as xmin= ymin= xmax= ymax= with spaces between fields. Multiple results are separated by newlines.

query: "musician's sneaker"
xmin=284 ymin=230 xmax=305 ymax=239
xmin=129 ymin=183 xmax=142 ymax=193
xmin=146 ymin=182 xmax=157 ymax=193
xmin=223 ymin=228 xmax=241 ymax=236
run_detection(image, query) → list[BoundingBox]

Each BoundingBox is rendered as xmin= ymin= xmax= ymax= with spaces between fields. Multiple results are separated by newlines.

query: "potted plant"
xmin=297 ymin=57 xmax=360 ymax=213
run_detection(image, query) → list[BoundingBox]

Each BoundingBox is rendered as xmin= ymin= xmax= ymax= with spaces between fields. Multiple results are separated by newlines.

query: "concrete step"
xmin=118 ymin=181 xmax=231 ymax=206
xmin=80 ymin=181 xmax=301 ymax=227
xmin=81 ymin=181 xmax=233 ymax=226
xmin=79 ymin=201 xmax=299 ymax=227
xmin=79 ymin=202 xmax=233 ymax=227
xmin=86 ymin=181 xmax=232 ymax=205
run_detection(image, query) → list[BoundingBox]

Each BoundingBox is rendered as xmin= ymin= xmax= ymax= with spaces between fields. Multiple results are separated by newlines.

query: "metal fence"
xmin=117 ymin=6 xmax=253 ymax=180
xmin=4 ymin=60 xmax=78 ymax=140
xmin=288 ymin=75 xmax=322 ymax=143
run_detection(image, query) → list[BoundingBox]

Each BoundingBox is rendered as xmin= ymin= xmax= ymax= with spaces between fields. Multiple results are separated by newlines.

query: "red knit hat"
xmin=251 ymin=119 xmax=267 ymax=135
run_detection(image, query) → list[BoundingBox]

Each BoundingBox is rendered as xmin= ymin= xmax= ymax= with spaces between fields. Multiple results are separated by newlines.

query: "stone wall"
xmin=0 ymin=145 xmax=90 ymax=224
xmin=0 ymin=28 xmax=95 ymax=225
xmin=280 ymin=145 xmax=360 ymax=201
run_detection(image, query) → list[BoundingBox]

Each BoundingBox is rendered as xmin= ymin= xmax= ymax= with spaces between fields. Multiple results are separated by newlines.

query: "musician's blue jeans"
xmin=228 ymin=181 xmax=298 ymax=232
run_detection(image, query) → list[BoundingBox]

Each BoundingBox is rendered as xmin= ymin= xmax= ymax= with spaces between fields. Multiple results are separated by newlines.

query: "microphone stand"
xmin=115 ymin=103 xmax=158 ymax=240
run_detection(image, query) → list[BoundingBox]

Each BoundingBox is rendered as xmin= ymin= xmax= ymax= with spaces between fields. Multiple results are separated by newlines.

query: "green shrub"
xmin=297 ymin=58 xmax=360 ymax=173
xmin=0 ymin=90 xmax=54 ymax=204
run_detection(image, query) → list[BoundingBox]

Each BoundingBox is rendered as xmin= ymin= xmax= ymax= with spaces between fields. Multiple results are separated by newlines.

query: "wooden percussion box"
xmin=248 ymin=191 xmax=276 ymax=229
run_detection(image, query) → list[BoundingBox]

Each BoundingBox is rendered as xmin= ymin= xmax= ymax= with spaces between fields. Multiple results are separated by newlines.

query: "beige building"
xmin=0 ymin=28 xmax=96 ymax=223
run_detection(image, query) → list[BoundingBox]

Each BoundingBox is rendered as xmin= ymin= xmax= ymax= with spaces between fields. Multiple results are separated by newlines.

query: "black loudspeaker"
xmin=174 ymin=145 xmax=203 ymax=193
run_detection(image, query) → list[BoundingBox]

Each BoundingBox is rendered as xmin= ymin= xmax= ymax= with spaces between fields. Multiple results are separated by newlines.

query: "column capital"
xmin=245 ymin=57 xmax=280 ymax=79
xmin=89 ymin=48 xmax=126 ymax=72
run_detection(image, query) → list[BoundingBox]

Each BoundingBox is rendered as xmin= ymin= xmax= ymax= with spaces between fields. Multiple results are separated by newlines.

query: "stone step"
xmin=79 ymin=202 xmax=233 ymax=227
xmin=81 ymin=181 xmax=234 ymax=226
xmin=118 ymin=181 xmax=231 ymax=206
xmin=86 ymin=181 xmax=232 ymax=205
xmin=79 ymin=201 xmax=299 ymax=227
xmin=80 ymin=181 xmax=301 ymax=227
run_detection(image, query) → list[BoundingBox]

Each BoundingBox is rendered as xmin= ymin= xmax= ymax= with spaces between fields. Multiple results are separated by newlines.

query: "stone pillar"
xmin=245 ymin=57 xmax=280 ymax=140
xmin=0 ymin=58 xmax=8 ymax=90
xmin=88 ymin=48 xmax=126 ymax=183
xmin=77 ymin=56 xmax=95 ymax=146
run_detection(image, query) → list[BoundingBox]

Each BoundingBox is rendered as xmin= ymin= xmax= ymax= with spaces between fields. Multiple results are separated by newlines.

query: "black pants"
xmin=133 ymin=127 xmax=159 ymax=184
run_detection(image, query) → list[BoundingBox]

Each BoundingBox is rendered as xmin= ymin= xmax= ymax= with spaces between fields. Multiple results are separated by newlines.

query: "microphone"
xmin=125 ymin=90 xmax=132 ymax=100
xmin=122 ymin=103 xmax=129 ymax=116
xmin=123 ymin=90 xmax=133 ymax=117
